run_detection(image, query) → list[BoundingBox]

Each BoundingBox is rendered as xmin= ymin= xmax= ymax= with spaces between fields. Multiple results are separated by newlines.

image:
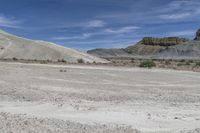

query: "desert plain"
xmin=0 ymin=62 xmax=200 ymax=133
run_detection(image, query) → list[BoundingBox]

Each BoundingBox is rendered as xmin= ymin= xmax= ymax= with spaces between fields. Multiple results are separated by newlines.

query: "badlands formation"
xmin=0 ymin=29 xmax=106 ymax=63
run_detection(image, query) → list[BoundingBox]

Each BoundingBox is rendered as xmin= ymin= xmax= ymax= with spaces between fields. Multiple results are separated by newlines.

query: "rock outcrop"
xmin=194 ymin=29 xmax=200 ymax=40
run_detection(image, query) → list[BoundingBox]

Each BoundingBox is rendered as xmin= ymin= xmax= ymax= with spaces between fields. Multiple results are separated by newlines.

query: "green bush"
xmin=139 ymin=60 xmax=156 ymax=68
xmin=77 ymin=58 xmax=85 ymax=63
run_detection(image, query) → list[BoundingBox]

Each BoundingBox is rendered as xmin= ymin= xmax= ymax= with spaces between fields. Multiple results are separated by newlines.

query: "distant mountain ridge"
xmin=88 ymin=29 xmax=200 ymax=59
xmin=0 ymin=29 xmax=107 ymax=63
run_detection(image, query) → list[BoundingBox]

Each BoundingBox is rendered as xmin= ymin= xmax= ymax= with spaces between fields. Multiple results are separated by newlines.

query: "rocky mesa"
xmin=88 ymin=29 xmax=200 ymax=59
xmin=124 ymin=37 xmax=190 ymax=55
xmin=139 ymin=37 xmax=189 ymax=46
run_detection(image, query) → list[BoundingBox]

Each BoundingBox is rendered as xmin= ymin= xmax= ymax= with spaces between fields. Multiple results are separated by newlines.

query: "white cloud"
xmin=86 ymin=20 xmax=106 ymax=28
xmin=162 ymin=1 xmax=190 ymax=12
xmin=168 ymin=30 xmax=195 ymax=37
xmin=0 ymin=15 xmax=21 ymax=28
xmin=157 ymin=0 xmax=200 ymax=20
xmin=66 ymin=39 xmax=137 ymax=46
xmin=53 ymin=25 xmax=140 ymax=41
xmin=105 ymin=26 xmax=140 ymax=34
xmin=97 ymin=0 xmax=200 ymax=25
xmin=82 ymin=33 xmax=92 ymax=38
xmin=51 ymin=20 xmax=106 ymax=29
xmin=51 ymin=33 xmax=92 ymax=40
xmin=158 ymin=13 xmax=191 ymax=20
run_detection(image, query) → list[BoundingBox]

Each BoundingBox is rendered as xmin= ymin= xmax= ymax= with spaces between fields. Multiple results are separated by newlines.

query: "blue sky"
xmin=0 ymin=0 xmax=200 ymax=50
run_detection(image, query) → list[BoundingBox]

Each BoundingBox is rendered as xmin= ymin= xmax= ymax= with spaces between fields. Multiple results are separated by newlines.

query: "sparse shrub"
xmin=177 ymin=63 xmax=184 ymax=66
xmin=180 ymin=59 xmax=186 ymax=62
xmin=112 ymin=60 xmax=116 ymax=63
xmin=177 ymin=61 xmax=191 ymax=66
xmin=58 ymin=59 xmax=66 ymax=63
xmin=131 ymin=59 xmax=135 ymax=63
xmin=188 ymin=60 xmax=194 ymax=63
xmin=12 ymin=57 xmax=18 ymax=61
xmin=185 ymin=61 xmax=191 ymax=65
xmin=77 ymin=58 xmax=84 ymax=63
xmin=59 ymin=69 xmax=67 ymax=72
xmin=61 ymin=59 xmax=66 ymax=63
xmin=195 ymin=62 xmax=200 ymax=67
xmin=165 ymin=60 xmax=171 ymax=65
xmin=139 ymin=60 xmax=156 ymax=68
xmin=41 ymin=60 xmax=46 ymax=64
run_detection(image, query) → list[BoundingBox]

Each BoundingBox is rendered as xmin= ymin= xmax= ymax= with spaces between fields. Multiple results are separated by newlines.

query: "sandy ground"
xmin=0 ymin=62 xmax=200 ymax=133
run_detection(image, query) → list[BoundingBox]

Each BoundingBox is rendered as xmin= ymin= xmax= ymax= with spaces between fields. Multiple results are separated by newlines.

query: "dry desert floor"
xmin=0 ymin=62 xmax=200 ymax=133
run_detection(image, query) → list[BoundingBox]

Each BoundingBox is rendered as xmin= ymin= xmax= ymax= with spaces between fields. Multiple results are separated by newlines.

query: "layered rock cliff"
xmin=124 ymin=37 xmax=190 ymax=55
xmin=141 ymin=37 xmax=190 ymax=46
